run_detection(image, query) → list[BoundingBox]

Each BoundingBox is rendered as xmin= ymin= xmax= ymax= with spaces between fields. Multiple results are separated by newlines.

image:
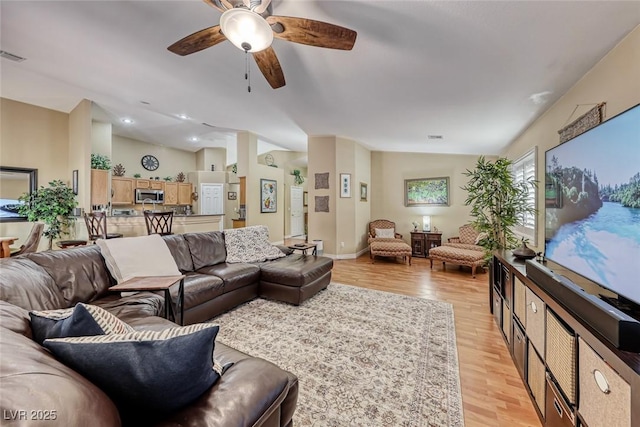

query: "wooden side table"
xmin=288 ymin=243 xmax=317 ymax=255
xmin=109 ymin=275 xmax=186 ymax=325
xmin=0 ymin=237 xmax=18 ymax=258
xmin=410 ymin=231 xmax=442 ymax=258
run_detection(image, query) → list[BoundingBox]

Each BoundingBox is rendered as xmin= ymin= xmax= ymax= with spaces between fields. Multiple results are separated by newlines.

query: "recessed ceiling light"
xmin=121 ymin=118 xmax=134 ymax=124
xmin=189 ymin=137 xmax=199 ymax=142
xmin=427 ymin=135 xmax=443 ymax=140
xmin=177 ymin=114 xmax=190 ymax=120
xmin=529 ymin=91 xmax=553 ymax=105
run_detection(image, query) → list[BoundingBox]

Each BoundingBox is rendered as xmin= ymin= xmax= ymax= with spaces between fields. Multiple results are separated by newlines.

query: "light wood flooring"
xmin=289 ymin=240 xmax=542 ymax=426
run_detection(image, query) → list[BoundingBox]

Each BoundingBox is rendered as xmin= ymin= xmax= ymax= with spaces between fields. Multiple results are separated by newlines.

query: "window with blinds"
xmin=512 ymin=148 xmax=537 ymax=244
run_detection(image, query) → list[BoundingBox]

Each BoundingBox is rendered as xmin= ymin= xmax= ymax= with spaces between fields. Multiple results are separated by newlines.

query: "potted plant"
xmin=17 ymin=180 xmax=77 ymax=250
xmin=462 ymin=156 xmax=537 ymax=258
xmin=90 ymin=153 xmax=111 ymax=170
xmin=292 ymin=169 xmax=304 ymax=185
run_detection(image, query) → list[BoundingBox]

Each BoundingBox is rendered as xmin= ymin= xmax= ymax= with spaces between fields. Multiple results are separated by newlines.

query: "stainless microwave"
xmin=135 ymin=188 xmax=164 ymax=204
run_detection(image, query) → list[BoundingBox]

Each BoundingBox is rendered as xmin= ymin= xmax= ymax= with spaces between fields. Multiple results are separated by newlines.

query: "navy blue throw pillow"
xmin=29 ymin=303 xmax=133 ymax=345
xmin=43 ymin=323 xmax=228 ymax=416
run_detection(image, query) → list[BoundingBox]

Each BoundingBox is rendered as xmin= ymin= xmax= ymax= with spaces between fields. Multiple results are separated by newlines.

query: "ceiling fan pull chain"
xmin=245 ymin=50 xmax=251 ymax=93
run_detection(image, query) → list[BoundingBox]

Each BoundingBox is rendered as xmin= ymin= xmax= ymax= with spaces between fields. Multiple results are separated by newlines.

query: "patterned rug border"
xmin=214 ymin=282 xmax=465 ymax=426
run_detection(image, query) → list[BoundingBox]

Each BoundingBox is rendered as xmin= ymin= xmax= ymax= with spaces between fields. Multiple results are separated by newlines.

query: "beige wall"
xmin=307 ymin=136 xmax=337 ymax=253
xmin=69 ymin=100 xmax=93 ymax=211
xmin=0 ymin=98 xmax=70 ymax=247
xmin=238 ymin=131 xmax=285 ymax=242
xmin=112 ymin=134 xmax=196 ymax=180
xmin=354 ymin=142 xmax=371 ymax=253
xmin=196 ymin=147 xmax=227 ymax=172
xmin=502 ymin=25 xmax=640 ymax=253
xmin=370 ymin=152 xmax=496 ymax=245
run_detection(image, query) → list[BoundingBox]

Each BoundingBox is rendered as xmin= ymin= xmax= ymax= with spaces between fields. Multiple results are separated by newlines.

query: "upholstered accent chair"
xmin=368 ymin=219 xmax=412 ymax=265
xmin=429 ymin=224 xmax=486 ymax=277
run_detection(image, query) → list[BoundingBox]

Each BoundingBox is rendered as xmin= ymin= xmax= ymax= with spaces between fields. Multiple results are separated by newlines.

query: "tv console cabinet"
xmin=491 ymin=251 xmax=640 ymax=427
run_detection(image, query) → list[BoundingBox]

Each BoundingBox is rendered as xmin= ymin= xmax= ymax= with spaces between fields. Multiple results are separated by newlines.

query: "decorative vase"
xmin=513 ymin=240 xmax=536 ymax=260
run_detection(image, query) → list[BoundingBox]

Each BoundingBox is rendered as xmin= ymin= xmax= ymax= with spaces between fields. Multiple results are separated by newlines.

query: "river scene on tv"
xmin=545 ymin=105 xmax=640 ymax=304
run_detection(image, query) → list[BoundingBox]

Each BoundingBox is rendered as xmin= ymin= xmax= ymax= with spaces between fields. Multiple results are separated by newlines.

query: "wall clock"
xmin=141 ymin=155 xmax=159 ymax=171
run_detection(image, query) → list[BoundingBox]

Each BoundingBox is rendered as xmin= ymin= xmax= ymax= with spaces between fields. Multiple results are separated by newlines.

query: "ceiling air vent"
xmin=0 ymin=50 xmax=26 ymax=62
xmin=427 ymin=135 xmax=443 ymax=140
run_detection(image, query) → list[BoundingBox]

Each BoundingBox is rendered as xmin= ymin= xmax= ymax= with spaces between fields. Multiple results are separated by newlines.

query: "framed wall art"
xmin=228 ymin=191 xmax=237 ymax=200
xmin=260 ymin=179 xmax=277 ymax=213
xmin=0 ymin=166 xmax=38 ymax=222
xmin=360 ymin=182 xmax=368 ymax=202
xmin=340 ymin=173 xmax=351 ymax=198
xmin=404 ymin=176 xmax=450 ymax=207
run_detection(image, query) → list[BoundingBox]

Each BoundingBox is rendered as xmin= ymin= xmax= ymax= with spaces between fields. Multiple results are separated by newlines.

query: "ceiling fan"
xmin=168 ymin=0 xmax=357 ymax=89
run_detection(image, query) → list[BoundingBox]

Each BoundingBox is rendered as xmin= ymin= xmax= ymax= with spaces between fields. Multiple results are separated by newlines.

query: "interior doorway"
xmin=290 ymin=186 xmax=304 ymax=237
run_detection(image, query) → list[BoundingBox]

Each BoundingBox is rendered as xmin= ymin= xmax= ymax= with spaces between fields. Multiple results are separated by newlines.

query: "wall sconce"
xmin=191 ymin=191 xmax=199 ymax=201
xmin=423 ymin=215 xmax=431 ymax=232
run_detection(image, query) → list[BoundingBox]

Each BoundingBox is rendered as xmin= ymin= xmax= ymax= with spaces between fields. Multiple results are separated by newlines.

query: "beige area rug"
xmin=213 ymin=283 xmax=465 ymax=426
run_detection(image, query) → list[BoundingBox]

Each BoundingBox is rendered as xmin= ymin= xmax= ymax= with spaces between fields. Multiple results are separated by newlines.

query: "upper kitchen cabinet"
xmin=177 ymin=183 xmax=192 ymax=205
xmin=112 ymin=177 xmax=134 ymax=205
xmin=164 ymin=182 xmax=178 ymax=205
xmin=91 ymin=169 xmax=109 ymax=206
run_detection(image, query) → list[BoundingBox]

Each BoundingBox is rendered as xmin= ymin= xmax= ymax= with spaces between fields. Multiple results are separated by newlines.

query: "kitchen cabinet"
xmin=150 ymin=181 xmax=164 ymax=190
xmin=136 ymin=179 xmax=150 ymax=189
xmin=164 ymin=182 xmax=178 ymax=205
xmin=111 ymin=177 xmax=134 ymax=205
xmin=136 ymin=179 xmax=164 ymax=191
xmin=91 ymin=169 xmax=109 ymax=207
xmin=177 ymin=183 xmax=192 ymax=205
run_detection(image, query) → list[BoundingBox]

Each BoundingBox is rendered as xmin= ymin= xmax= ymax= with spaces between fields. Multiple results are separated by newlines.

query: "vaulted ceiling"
xmin=1 ymin=1 xmax=638 ymax=156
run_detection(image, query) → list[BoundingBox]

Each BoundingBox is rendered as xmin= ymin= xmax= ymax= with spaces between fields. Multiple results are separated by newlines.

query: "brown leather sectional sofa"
xmin=0 ymin=230 xmax=334 ymax=426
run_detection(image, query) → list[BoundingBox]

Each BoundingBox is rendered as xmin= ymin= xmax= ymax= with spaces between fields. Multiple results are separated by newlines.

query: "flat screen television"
xmin=544 ymin=103 xmax=640 ymax=313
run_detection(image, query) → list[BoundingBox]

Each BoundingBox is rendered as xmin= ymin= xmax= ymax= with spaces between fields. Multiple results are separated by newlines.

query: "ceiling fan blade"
xmin=253 ymin=47 xmax=286 ymax=89
xmin=201 ymin=0 xmax=232 ymax=12
xmin=266 ymin=16 xmax=357 ymax=50
xmin=168 ymin=26 xmax=227 ymax=56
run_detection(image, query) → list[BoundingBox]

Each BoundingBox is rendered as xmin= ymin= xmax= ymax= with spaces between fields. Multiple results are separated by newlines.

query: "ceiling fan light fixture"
xmin=219 ymin=8 xmax=273 ymax=53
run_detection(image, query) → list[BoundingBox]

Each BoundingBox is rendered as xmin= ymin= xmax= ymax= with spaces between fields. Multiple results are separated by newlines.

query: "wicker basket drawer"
xmin=546 ymin=308 xmax=576 ymax=404
xmin=493 ymin=292 xmax=502 ymax=329
xmin=525 ymin=287 xmax=546 ymax=355
xmin=502 ymin=303 xmax=511 ymax=343
xmin=513 ymin=321 xmax=526 ymax=380
xmin=578 ymin=338 xmax=630 ymax=427
xmin=513 ymin=276 xmax=527 ymax=324
xmin=528 ymin=342 xmax=546 ymax=417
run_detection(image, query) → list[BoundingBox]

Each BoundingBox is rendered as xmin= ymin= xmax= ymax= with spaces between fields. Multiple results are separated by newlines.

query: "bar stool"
xmin=84 ymin=212 xmax=123 ymax=242
xmin=143 ymin=211 xmax=173 ymax=236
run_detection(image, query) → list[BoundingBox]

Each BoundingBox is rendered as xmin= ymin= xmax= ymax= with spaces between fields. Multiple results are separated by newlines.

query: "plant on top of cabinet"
xmin=164 ymin=176 xmax=173 ymax=182
xmin=112 ymin=163 xmax=126 ymax=177
xmin=91 ymin=153 xmax=111 ymax=170
xmin=176 ymin=172 xmax=186 ymax=182
xmin=133 ymin=173 xmax=141 ymax=178
xmin=292 ymin=169 xmax=305 ymax=185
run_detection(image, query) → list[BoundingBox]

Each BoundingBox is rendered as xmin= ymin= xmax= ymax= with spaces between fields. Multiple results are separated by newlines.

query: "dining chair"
xmin=84 ymin=212 xmax=123 ymax=242
xmin=143 ymin=211 xmax=174 ymax=236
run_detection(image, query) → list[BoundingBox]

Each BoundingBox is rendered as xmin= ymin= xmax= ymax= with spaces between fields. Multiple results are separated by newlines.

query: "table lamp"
xmin=423 ymin=215 xmax=431 ymax=232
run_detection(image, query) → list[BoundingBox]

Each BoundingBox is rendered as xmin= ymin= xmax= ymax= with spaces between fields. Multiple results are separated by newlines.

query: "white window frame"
xmin=511 ymin=147 xmax=537 ymax=245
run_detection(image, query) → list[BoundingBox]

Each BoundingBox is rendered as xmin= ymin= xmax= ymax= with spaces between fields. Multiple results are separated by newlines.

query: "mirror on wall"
xmin=0 ymin=167 xmax=38 ymax=222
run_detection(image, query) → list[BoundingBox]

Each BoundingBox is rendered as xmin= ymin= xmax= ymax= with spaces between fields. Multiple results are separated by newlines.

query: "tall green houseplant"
xmin=18 ymin=180 xmax=77 ymax=250
xmin=462 ymin=156 xmax=536 ymax=256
